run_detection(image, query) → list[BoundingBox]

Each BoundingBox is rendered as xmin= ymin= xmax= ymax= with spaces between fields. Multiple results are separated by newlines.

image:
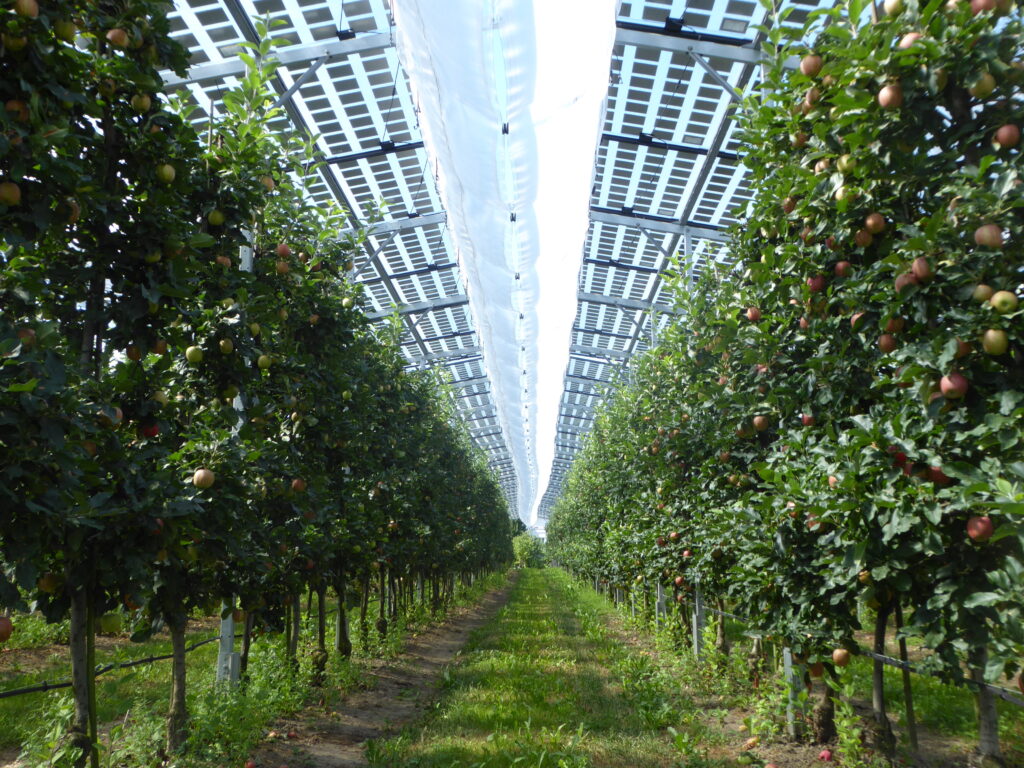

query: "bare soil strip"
xmin=255 ymin=579 xmax=516 ymax=768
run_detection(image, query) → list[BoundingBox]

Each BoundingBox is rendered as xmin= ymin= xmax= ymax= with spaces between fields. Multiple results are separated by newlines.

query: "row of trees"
xmin=548 ymin=0 xmax=1022 ymax=761
xmin=1 ymin=2 xmax=513 ymax=765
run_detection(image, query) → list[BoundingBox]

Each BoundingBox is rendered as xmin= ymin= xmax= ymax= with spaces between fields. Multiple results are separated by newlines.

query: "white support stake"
xmin=656 ymin=582 xmax=665 ymax=626
xmin=782 ymin=646 xmax=802 ymax=739
xmin=216 ymin=599 xmax=240 ymax=685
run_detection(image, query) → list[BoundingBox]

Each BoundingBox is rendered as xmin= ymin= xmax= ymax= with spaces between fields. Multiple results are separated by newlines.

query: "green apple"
xmin=991 ymin=291 xmax=1019 ymax=314
xmin=249 ymin=323 xmax=261 ymax=336
xmin=155 ymin=164 xmax=175 ymax=184
xmin=207 ymin=209 xmax=226 ymax=226
xmin=982 ymin=329 xmax=1009 ymax=355
xmin=185 ymin=346 xmax=203 ymax=364
xmin=219 ymin=339 xmax=234 ymax=354
xmin=257 ymin=354 xmax=272 ymax=369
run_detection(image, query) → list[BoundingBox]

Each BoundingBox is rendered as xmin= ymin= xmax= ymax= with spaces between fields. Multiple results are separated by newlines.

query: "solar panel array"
xmin=536 ymin=0 xmax=833 ymax=520
xmin=166 ymin=0 xmax=518 ymax=508
xmin=167 ymin=0 xmax=835 ymax=523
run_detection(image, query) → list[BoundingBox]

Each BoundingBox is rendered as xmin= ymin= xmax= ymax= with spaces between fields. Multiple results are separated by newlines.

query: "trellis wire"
xmin=664 ymin=591 xmax=1024 ymax=708
xmin=0 ymin=633 xmax=240 ymax=701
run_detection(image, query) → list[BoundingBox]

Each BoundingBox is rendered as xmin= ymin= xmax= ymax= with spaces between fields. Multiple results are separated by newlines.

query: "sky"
xmin=393 ymin=0 xmax=619 ymax=524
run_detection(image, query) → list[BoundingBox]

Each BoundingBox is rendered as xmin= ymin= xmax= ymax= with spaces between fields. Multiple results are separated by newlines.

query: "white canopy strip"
xmin=392 ymin=0 xmax=537 ymax=519
xmin=393 ymin=0 xmax=617 ymax=521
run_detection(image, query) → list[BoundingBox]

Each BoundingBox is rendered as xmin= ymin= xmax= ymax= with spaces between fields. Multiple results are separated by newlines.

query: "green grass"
xmin=844 ymin=654 xmax=1024 ymax=760
xmin=1 ymin=573 xmax=506 ymax=766
xmin=367 ymin=568 xmax=720 ymax=768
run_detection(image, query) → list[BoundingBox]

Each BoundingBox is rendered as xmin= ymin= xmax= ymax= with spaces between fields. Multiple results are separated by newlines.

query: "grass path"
xmin=366 ymin=567 xmax=688 ymax=768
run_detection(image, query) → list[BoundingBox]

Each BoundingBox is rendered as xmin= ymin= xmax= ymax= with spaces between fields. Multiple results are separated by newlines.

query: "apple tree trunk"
xmin=375 ymin=568 xmax=388 ymax=640
xmin=335 ymin=569 xmax=352 ymax=658
xmin=970 ymin=646 xmax=1002 ymax=762
xmin=166 ymin=616 xmax=189 ymax=753
xmin=289 ymin=593 xmax=301 ymax=663
xmin=871 ymin=600 xmax=895 ymax=755
xmin=813 ymin=666 xmax=837 ymax=744
xmin=240 ymin=612 xmax=254 ymax=675
xmin=67 ymin=587 xmax=96 ymax=768
xmin=359 ymin=573 xmax=370 ymax=647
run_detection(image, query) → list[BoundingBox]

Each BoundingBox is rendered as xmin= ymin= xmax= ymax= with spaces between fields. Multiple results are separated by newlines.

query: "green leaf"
xmin=7 ymin=379 xmax=38 ymax=392
xmin=962 ymin=592 xmax=1000 ymax=608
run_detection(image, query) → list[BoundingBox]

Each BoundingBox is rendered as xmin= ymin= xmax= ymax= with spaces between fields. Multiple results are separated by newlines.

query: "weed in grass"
xmin=3 ymin=614 xmax=71 ymax=649
xmin=828 ymin=669 xmax=889 ymax=768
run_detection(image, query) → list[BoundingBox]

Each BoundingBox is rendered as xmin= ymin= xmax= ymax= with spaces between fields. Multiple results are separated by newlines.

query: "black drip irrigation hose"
xmin=0 ymin=633 xmax=243 ymax=701
xmin=0 ymin=587 xmax=439 ymax=701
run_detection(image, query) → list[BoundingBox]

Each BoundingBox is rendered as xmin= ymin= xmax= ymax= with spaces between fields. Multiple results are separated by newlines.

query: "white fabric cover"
xmin=393 ymin=0 xmax=618 ymax=523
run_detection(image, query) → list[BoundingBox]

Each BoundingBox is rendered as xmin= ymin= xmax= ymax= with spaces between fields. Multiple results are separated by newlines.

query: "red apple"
xmin=898 ymin=32 xmax=922 ymax=48
xmin=864 ymin=212 xmax=886 ymax=234
xmin=753 ymin=415 xmax=771 ymax=432
xmin=800 ymin=54 xmax=823 ymax=77
xmin=106 ymin=28 xmax=129 ymax=48
xmin=854 ymin=229 xmax=874 ymax=248
xmin=801 ymin=413 xmax=816 ymax=427
xmin=832 ymin=648 xmax=850 ymax=667
xmin=0 ymin=616 xmax=13 ymax=643
xmin=884 ymin=316 xmax=905 ymax=333
xmin=782 ymin=196 xmax=797 ymax=214
xmin=674 ymin=575 xmax=685 ymax=587
xmin=291 ymin=478 xmax=307 ymax=493
xmin=928 ymin=466 xmax=951 ymax=485
xmin=966 ymin=515 xmax=994 ymax=542
xmin=894 ymin=272 xmax=918 ymax=293
xmin=887 ymin=446 xmax=908 ymax=467
xmin=911 ymin=257 xmax=932 ymax=282
xmin=834 ymin=260 xmax=852 ymax=277
xmin=955 ymin=338 xmax=973 ymax=358
xmin=275 ymin=243 xmax=291 ymax=258
xmin=747 ymin=306 xmax=762 ymax=322
xmin=994 ymin=124 xmax=1020 ymax=149
xmin=940 ymin=372 xmax=969 ymax=399
xmin=141 ymin=423 xmax=160 ymax=438
xmin=819 ymin=748 xmax=834 ymax=761
xmin=850 ymin=312 xmax=867 ymax=330
xmin=974 ymin=223 xmax=1003 ymax=249
xmin=807 ymin=275 xmax=826 ymax=293
xmin=878 ymin=82 xmax=903 ymax=108
xmin=682 ymin=549 xmax=693 ymax=558
xmin=879 ymin=333 xmax=898 ymax=353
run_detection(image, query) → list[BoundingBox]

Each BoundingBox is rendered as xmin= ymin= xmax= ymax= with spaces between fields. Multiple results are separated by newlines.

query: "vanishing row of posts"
xmin=585 ymin=573 xmax=921 ymax=747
